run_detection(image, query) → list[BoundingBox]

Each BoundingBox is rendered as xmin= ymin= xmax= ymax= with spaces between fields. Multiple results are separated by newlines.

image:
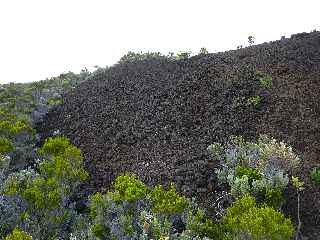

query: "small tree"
xmin=248 ymin=36 xmax=255 ymax=46
xmin=291 ymin=176 xmax=304 ymax=240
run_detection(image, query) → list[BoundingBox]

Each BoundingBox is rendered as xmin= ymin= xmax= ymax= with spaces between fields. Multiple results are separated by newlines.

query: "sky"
xmin=0 ymin=0 xmax=319 ymax=83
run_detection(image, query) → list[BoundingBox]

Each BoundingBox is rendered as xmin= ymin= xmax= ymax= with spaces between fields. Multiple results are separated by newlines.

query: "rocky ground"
xmin=38 ymin=31 xmax=320 ymax=238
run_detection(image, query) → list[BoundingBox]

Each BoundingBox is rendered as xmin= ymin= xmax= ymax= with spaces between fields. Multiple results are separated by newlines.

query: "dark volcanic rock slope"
xmin=38 ymin=32 xmax=320 ymax=237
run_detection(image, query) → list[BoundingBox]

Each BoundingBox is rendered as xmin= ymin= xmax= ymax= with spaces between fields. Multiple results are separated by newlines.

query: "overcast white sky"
xmin=0 ymin=0 xmax=319 ymax=83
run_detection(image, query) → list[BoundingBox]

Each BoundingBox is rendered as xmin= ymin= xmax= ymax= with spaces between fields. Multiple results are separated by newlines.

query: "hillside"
xmin=37 ymin=32 xmax=320 ymax=238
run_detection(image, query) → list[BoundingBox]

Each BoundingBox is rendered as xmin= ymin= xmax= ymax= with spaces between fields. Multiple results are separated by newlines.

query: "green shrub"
xmin=3 ymin=136 xmax=88 ymax=240
xmin=0 ymin=137 xmax=14 ymax=154
xmin=223 ymin=195 xmax=294 ymax=240
xmin=311 ymin=167 xmax=320 ymax=185
xmin=4 ymin=228 xmax=32 ymax=240
xmin=236 ymin=166 xmax=262 ymax=186
xmin=187 ymin=208 xmax=225 ymax=239
xmin=263 ymin=188 xmax=285 ymax=209
xmin=211 ymin=135 xmax=299 ymax=202
xmin=175 ymin=51 xmax=191 ymax=60
xmin=198 ymin=47 xmax=209 ymax=55
xmin=89 ymin=192 xmax=108 ymax=219
xmin=108 ymin=173 xmax=147 ymax=203
xmin=0 ymin=119 xmax=34 ymax=136
xmin=148 ymin=184 xmax=189 ymax=215
xmin=246 ymin=95 xmax=261 ymax=106
xmin=47 ymin=98 xmax=62 ymax=106
xmin=259 ymin=75 xmax=273 ymax=89
xmin=38 ymin=136 xmax=81 ymax=158
xmin=119 ymin=51 xmax=168 ymax=63
xmin=92 ymin=223 xmax=107 ymax=239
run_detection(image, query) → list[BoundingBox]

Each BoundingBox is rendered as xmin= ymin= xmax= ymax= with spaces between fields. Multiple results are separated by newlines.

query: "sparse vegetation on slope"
xmin=0 ymin=31 xmax=319 ymax=239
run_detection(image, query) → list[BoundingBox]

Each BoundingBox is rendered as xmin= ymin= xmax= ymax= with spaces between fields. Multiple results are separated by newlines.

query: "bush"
xmin=148 ymin=184 xmax=189 ymax=215
xmin=38 ymin=136 xmax=81 ymax=158
xmin=89 ymin=174 xmax=222 ymax=239
xmin=186 ymin=207 xmax=225 ymax=239
xmin=209 ymin=135 xmax=299 ymax=208
xmin=108 ymin=173 xmax=147 ymax=203
xmin=0 ymin=119 xmax=34 ymax=137
xmin=0 ymin=137 xmax=14 ymax=154
xmin=2 ymin=136 xmax=88 ymax=240
xmin=119 ymin=51 xmax=168 ymax=63
xmin=311 ymin=167 xmax=320 ymax=185
xmin=246 ymin=95 xmax=262 ymax=107
xmin=236 ymin=166 xmax=262 ymax=186
xmin=259 ymin=75 xmax=273 ymax=89
xmin=223 ymin=195 xmax=294 ymax=240
xmin=4 ymin=228 xmax=32 ymax=240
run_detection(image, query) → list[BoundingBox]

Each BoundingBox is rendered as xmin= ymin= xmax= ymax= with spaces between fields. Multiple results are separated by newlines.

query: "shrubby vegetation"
xmin=1 ymin=136 xmax=88 ymax=239
xmin=4 ymin=228 xmax=33 ymax=240
xmin=118 ymin=50 xmax=197 ymax=64
xmin=310 ymin=167 xmax=320 ymax=185
xmin=208 ymin=135 xmax=300 ymax=209
xmin=223 ymin=194 xmax=294 ymax=240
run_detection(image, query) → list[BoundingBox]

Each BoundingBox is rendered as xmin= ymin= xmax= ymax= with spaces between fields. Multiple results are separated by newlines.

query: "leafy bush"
xmin=0 ymin=119 xmax=34 ymax=137
xmin=118 ymin=51 xmax=192 ymax=63
xmin=108 ymin=173 xmax=147 ymax=203
xmin=4 ymin=228 xmax=32 ymax=240
xmin=246 ymin=95 xmax=262 ymax=107
xmin=47 ymin=97 xmax=62 ymax=106
xmin=0 ymin=137 xmax=14 ymax=154
xmin=198 ymin=47 xmax=209 ymax=55
xmin=0 ymin=195 xmax=27 ymax=237
xmin=119 ymin=51 xmax=169 ymax=63
xmin=175 ymin=51 xmax=191 ymax=60
xmin=89 ymin=174 xmax=223 ymax=239
xmin=236 ymin=166 xmax=262 ymax=186
xmin=310 ymin=167 xmax=320 ymax=185
xmin=2 ymin=136 xmax=88 ymax=240
xmin=223 ymin=195 xmax=294 ymax=240
xmin=148 ymin=184 xmax=188 ymax=215
xmin=259 ymin=75 xmax=273 ymax=89
xmin=209 ymin=135 xmax=299 ymax=208
xmin=186 ymin=207 xmax=225 ymax=239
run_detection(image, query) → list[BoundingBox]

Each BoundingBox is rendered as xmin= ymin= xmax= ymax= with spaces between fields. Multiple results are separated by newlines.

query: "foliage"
xmin=263 ymin=188 xmax=285 ymax=210
xmin=0 ymin=195 xmax=27 ymax=237
xmin=246 ymin=95 xmax=261 ymax=107
xmin=0 ymin=137 xmax=14 ymax=154
xmin=108 ymin=173 xmax=147 ymax=203
xmin=255 ymin=70 xmax=273 ymax=90
xmin=223 ymin=195 xmax=294 ymax=240
xmin=0 ymin=72 xmax=91 ymax=239
xmin=236 ymin=166 xmax=262 ymax=186
xmin=47 ymin=97 xmax=63 ymax=106
xmin=259 ymin=75 xmax=273 ymax=89
xmin=2 ymin=136 xmax=88 ymax=240
xmin=291 ymin=176 xmax=304 ymax=191
xmin=291 ymin=176 xmax=304 ymax=239
xmin=119 ymin=51 xmax=169 ymax=63
xmin=199 ymin=47 xmax=209 ymax=55
xmin=310 ymin=167 xmax=320 ymax=185
xmin=209 ymin=135 xmax=300 ymax=208
xmin=186 ymin=207 xmax=225 ymax=239
xmin=4 ymin=228 xmax=33 ymax=240
xmin=89 ymin=174 xmax=225 ymax=239
xmin=119 ymin=51 xmax=192 ymax=63
xmin=148 ymin=184 xmax=189 ymax=215
xmin=248 ymin=36 xmax=255 ymax=46
xmin=0 ymin=119 xmax=34 ymax=137
xmin=175 ymin=51 xmax=192 ymax=60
